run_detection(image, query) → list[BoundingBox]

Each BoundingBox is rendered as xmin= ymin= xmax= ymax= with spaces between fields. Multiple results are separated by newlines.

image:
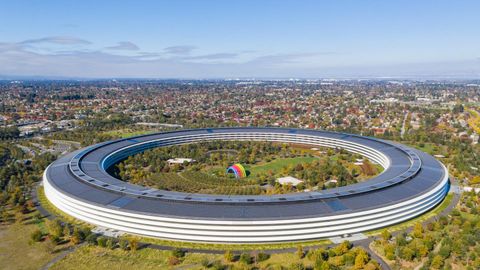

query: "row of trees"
xmin=30 ymin=217 xmax=139 ymax=253
xmin=0 ymin=144 xmax=55 ymax=209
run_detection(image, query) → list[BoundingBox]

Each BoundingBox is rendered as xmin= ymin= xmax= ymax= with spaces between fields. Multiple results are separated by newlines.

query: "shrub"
xmin=46 ymin=219 xmax=63 ymax=238
xmin=106 ymin=239 xmax=116 ymax=250
xmin=97 ymin=236 xmax=107 ymax=247
xmin=80 ymin=227 xmax=92 ymax=239
xmin=167 ymin=256 xmax=180 ymax=266
xmin=30 ymin=229 xmax=43 ymax=242
xmin=49 ymin=235 xmax=61 ymax=245
xmin=256 ymin=252 xmax=270 ymax=262
xmin=171 ymin=248 xmax=185 ymax=258
xmin=32 ymin=211 xmax=42 ymax=224
xmin=119 ymin=239 xmax=129 ymax=250
xmin=86 ymin=234 xmax=97 ymax=245
xmin=71 ymin=227 xmax=83 ymax=244
xmin=239 ymin=253 xmax=252 ymax=265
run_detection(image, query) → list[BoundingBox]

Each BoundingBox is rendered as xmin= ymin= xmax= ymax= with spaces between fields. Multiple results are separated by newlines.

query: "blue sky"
xmin=0 ymin=0 xmax=479 ymax=78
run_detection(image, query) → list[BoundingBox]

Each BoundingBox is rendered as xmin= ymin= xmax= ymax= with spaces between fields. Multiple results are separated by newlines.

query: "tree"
xmin=401 ymin=247 xmax=415 ymax=261
xmin=431 ymin=255 xmax=444 ymax=269
xmin=334 ymin=240 xmax=352 ymax=256
xmin=439 ymin=245 xmax=451 ymax=259
xmin=354 ymin=249 xmax=369 ymax=269
xmin=381 ymin=229 xmax=391 ymax=242
xmin=413 ymin=223 xmax=424 ymax=238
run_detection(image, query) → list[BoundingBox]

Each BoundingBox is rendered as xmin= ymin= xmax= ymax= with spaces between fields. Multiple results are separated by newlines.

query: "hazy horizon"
xmin=1 ymin=0 xmax=479 ymax=79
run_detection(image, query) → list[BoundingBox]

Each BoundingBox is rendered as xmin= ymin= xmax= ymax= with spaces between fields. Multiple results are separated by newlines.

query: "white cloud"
xmin=186 ymin=53 xmax=239 ymax=60
xmin=20 ymin=36 xmax=91 ymax=45
xmin=106 ymin=41 xmax=140 ymax=51
xmin=163 ymin=45 xmax=196 ymax=55
xmin=0 ymin=37 xmax=478 ymax=79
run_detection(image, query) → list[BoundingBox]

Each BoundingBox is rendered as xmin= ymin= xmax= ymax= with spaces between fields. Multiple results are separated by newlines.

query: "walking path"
xmin=39 ymin=243 xmax=85 ymax=270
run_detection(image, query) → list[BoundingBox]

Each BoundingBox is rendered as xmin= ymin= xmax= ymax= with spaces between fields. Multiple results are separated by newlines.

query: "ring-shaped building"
xmin=43 ymin=128 xmax=449 ymax=243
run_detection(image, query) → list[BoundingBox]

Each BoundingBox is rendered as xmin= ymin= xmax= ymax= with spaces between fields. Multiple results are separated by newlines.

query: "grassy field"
xmin=0 ymin=211 xmax=71 ymax=270
xmin=50 ymin=245 xmax=317 ymax=270
xmin=247 ymin=156 xmax=317 ymax=176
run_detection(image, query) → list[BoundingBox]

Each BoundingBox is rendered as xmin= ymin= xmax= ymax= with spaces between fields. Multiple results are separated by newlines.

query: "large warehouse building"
xmin=43 ymin=127 xmax=449 ymax=243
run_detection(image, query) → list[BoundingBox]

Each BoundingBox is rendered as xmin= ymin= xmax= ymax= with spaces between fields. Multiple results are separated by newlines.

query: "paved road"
xmin=354 ymin=238 xmax=391 ymax=270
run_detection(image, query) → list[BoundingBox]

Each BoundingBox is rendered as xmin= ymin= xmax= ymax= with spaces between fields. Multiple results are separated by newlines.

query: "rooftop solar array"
xmin=45 ymin=127 xmax=447 ymax=220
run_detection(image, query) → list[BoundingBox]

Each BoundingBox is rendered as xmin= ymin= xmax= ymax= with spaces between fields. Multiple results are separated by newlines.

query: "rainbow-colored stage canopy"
xmin=226 ymin=163 xmax=246 ymax=178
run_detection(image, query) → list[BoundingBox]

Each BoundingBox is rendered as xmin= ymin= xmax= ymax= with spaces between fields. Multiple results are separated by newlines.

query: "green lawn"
xmin=247 ymin=156 xmax=317 ymax=176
